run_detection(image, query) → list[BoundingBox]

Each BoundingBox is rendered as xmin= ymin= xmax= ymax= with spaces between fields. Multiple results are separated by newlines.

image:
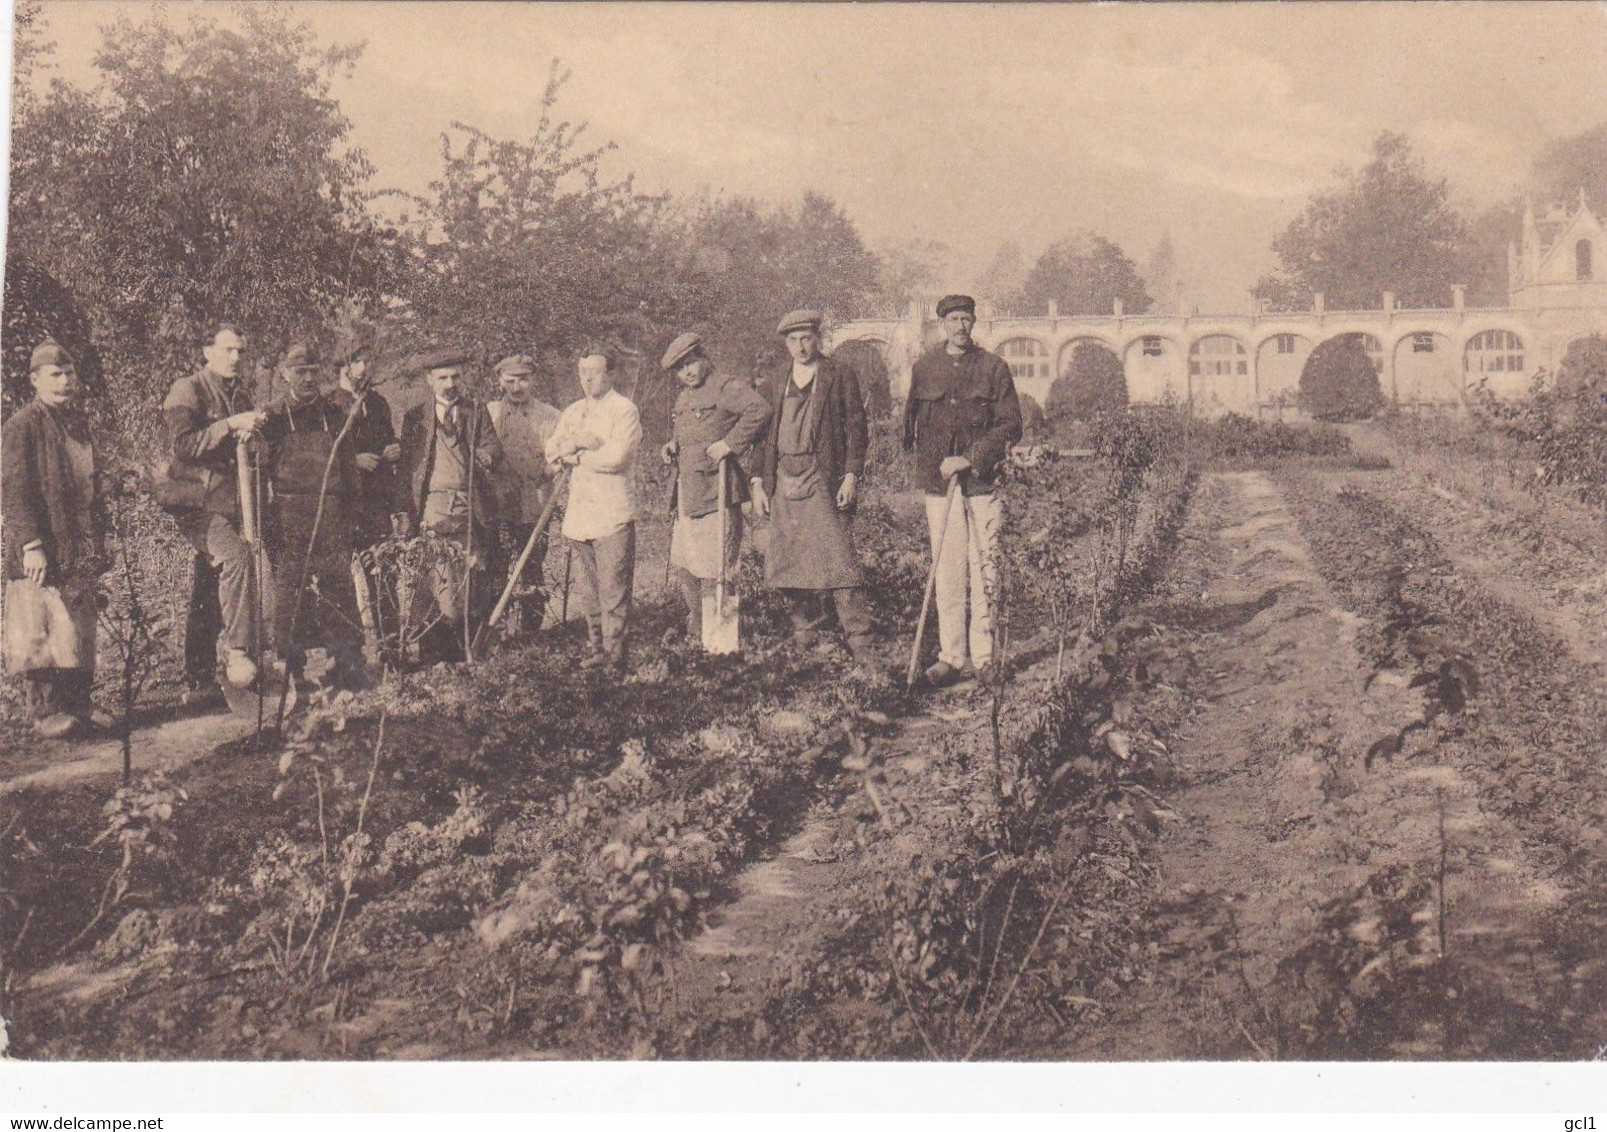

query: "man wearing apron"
xmin=263 ymin=343 xmax=362 ymax=677
xmin=751 ymin=310 xmax=877 ymax=666
xmin=659 ymin=332 xmax=768 ymax=651
xmin=487 ymin=353 xmax=561 ymax=632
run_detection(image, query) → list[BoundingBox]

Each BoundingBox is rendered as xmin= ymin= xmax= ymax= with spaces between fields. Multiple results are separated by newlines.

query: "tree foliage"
xmin=1254 ymin=132 xmax=1471 ymax=313
xmin=1531 ymin=125 xmax=1607 ymax=216
xmin=1298 ymin=334 xmax=1385 ymax=422
xmin=400 ymin=63 xmax=679 ymax=400
xmin=6 ymin=6 xmax=399 ymax=427
xmin=1013 ymin=232 xmax=1152 ymax=317
xmin=1047 ymin=341 xmax=1128 ymax=422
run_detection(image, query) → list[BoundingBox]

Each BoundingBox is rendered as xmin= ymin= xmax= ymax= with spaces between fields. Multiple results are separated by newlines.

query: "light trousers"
xmin=923 ymin=489 xmax=1002 ymax=670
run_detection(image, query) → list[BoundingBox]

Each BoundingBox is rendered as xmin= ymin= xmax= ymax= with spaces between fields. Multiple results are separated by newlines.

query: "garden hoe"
xmin=700 ymin=454 xmax=740 ymax=655
xmin=906 ymin=473 xmax=961 ymax=689
xmin=473 ymin=468 xmax=569 ymax=655
xmin=223 ymin=437 xmax=296 ymax=725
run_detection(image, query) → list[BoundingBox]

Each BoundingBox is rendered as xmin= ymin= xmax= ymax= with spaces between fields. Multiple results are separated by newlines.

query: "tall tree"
xmin=1253 ymin=132 xmax=1471 ymax=312
xmin=1531 ymin=124 xmax=1607 ymax=214
xmin=402 ymin=63 xmax=677 ymax=398
xmin=6 ymin=6 xmax=398 ymax=427
xmin=1013 ymin=232 xmax=1152 ymax=317
xmin=975 ymin=239 xmax=1026 ymax=308
xmin=872 ymin=236 xmax=953 ymax=308
xmin=1143 ymin=232 xmax=1181 ymax=316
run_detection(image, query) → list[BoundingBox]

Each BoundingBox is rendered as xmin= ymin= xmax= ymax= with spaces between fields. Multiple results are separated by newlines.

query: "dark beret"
xmin=775 ymin=309 xmax=822 ymax=336
xmin=936 ymin=294 xmax=976 ymax=318
xmin=661 ymin=332 xmax=703 ymax=372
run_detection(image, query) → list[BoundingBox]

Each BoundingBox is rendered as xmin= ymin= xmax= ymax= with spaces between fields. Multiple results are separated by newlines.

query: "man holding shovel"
xmin=903 ymin=294 xmax=1022 ymax=688
xmin=751 ymin=310 xmax=877 ymax=668
xmin=659 ymin=332 xmax=769 ymax=655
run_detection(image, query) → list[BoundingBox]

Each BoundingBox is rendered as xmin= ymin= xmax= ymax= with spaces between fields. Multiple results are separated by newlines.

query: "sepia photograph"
xmin=1 ymin=0 xmax=1606 ymax=1107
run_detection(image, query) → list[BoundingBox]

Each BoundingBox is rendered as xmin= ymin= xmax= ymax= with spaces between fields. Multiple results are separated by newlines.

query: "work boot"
xmin=224 ymin=649 xmax=258 ymax=689
xmin=579 ymin=650 xmax=610 ymax=671
xmin=848 ymin=636 xmax=880 ymax=670
xmin=924 ymin=660 xmax=964 ymax=689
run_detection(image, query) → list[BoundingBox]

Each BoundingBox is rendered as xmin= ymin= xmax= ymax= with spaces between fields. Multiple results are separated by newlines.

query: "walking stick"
xmin=702 ymin=452 xmax=739 ymax=654
xmin=716 ymin=454 xmax=729 ymax=618
xmin=560 ymin=542 xmax=573 ymax=623
xmin=472 ymin=468 xmax=569 ymax=654
xmin=663 ymin=451 xmax=677 ymax=595
xmin=906 ymin=473 xmax=961 ymax=690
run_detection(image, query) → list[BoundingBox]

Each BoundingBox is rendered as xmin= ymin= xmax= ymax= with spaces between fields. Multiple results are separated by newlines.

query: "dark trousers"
xmin=498 ymin=521 xmax=549 ymax=628
xmin=26 ymin=666 xmax=92 ymax=721
xmin=271 ymin=493 xmax=360 ymax=671
xmin=783 ymin=586 xmax=872 ymax=648
xmin=183 ymin=552 xmax=222 ymax=691
xmin=572 ymin=523 xmax=635 ymax=665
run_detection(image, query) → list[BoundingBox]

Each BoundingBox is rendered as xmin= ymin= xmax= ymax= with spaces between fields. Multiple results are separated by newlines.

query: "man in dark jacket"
xmin=160 ymin=323 xmax=273 ymax=689
xmin=902 ymin=294 xmax=1022 ymax=687
xmin=391 ymin=348 xmax=502 ymax=661
xmin=751 ymin=309 xmax=876 ymax=665
xmin=261 ymin=343 xmax=363 ymax=675
xmin=2 ymin=340 xmax=108 ymax=738
xmin=660 ymin=331 xmax=769 ymax=651
xmin=329 ymin=331 xmax=401 ymax=551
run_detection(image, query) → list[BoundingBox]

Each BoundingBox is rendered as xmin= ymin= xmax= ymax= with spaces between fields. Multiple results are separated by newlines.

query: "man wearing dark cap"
xmin=260 ymin=343 xmax=363 ymax=674
xmin=903 ymin=294 xmax=1023 ymax=687
xmin=392 ymin=348 xmax=503 ymax=661
xmin=751 ymin=309 xmax=877 ymax=666
xmin=160 ymin=322 xmax=275 ymax=690
xmin=329 ymin=330 xmax=401 ymax=552
xmin=488 ymin=352 xmax=561 ymax=631
xmin=659 ymin=331 xmax=769 ymax=652
xmin=2 ymin=340 xmax=109 ymax=738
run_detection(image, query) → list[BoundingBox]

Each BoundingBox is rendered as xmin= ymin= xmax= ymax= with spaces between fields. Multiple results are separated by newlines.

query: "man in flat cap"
xmin=659 ymin=331 xmax=769 ymax=652
xmin=259 ymin=343 xmax=363 ymax=675
xmin=329 ymin=330 xmax=401 ymax=553
xmin=751 ymin=309 xmax=877 ymax=666
xmin=545 ymin=347 xmax=641 ymax=674
xmin=903 ymin=294 xmax=1022 ymax=687
xmin=392 ymin=347 xmax=503 ymax=661
xmin=3 ymin=340 xmax=110 ymax=738
xmin=160 ymin=322 xmax=276 ymax=690
xmin=487 ymin=352 xmax=561 ymax=632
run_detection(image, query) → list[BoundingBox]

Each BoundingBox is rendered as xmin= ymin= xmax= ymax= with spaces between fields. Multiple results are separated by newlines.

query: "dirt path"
xmin=0 ymin=710 xmax=253 ymax=796
xmin=1071 ymin=471 xmax=1576 ymax=1058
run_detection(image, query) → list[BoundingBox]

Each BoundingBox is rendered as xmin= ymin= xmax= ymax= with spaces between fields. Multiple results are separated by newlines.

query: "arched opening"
xmin=1056 ymin=336 xmax=1113 ymax=378
xmin=833 ymin=337 xmax=893 ymax=418
xmin=997 ymin=336 xmax=1051 ymax=403
xmin=1578 ymin=239 xmax=1594 ymax=281
xmin=1122 ymin=335 xmax=1176 ymax=403
xmin=1391 ymin=331 xmax=1459 ymax=408
xmin=1047 ymin=340 xmax=1127 ymax=421
xmin=1188 ymin=334 xmax=1252 ymax=416
xmin=1464 ymin=329 xmax=1528 ymax=398
xmin=1254 ymin=332 xmax=1312 ymax=409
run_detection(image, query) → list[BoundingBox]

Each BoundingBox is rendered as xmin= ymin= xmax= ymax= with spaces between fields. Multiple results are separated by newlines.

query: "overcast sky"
xmin=17 ymin=1 xmax=1607 ymax=312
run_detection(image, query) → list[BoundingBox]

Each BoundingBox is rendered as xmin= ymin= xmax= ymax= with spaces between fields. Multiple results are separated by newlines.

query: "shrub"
xmin=1047 ymin=342 xmax=1128 ymax=423
xmin=1299 ymin=335 xmax=1384 ymax=422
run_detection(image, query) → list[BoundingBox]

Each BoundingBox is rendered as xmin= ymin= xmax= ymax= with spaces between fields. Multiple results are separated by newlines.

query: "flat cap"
xmin=415 ymin=345 xmax=472 ymax=373
xmin=281 ymin=342 xmax=321 ymax=369
xmin=775 ymin=308 xmax=822 ymax=336
xmin=936 ymin=294 xmax=976 ymax=318
xmin=29 ymin=338 xmax=74 ymax=371
xmin=494 ymin=353 xmax=537 ymax=376
xmin=660 ymin=332 xmax=703 ymax=372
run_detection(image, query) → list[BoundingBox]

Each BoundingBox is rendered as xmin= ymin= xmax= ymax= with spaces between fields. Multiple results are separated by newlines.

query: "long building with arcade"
xmin=829 ymin=197 xmax=1607 ymax=418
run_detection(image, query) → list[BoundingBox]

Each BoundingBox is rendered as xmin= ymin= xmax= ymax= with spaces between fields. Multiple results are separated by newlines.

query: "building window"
xmin=1579 ymin=239 xmax=1594 ymax=281
xmin=1274 ymin=334 xmax=1298 ymax=355
xmin=1412 ymin=333 xmax=1436 ymax=354
xmin=997 ymin=337 xmax=1049 ymax=383
xmin=1464 ymin=329 xmax=1525 ymax=375
xmin=1141 ymin=336 xmax=1163 ymax=357
xmin=1189 ymin=335 xmax=1247 ymax=378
